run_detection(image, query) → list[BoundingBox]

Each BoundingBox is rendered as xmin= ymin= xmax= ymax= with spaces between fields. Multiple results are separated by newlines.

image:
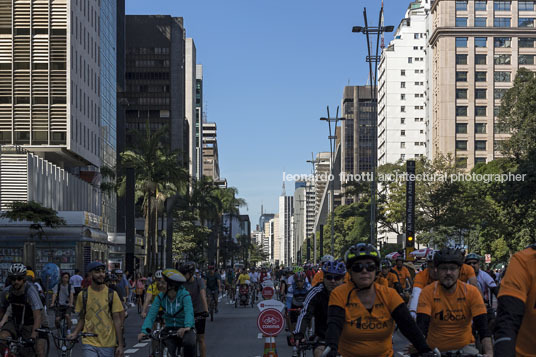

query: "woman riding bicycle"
xmin=138 ymin=269 xmax=196 ymax=357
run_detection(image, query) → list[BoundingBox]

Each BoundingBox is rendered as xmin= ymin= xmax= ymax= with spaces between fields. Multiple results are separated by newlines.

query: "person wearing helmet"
xmin=204 ymin=266 xmax=221 ymax=314
xmin=141 ymin=269 xmax=165 ymax=319
xmin=311 ymin=255 xmax=335 ymax=287
xmin=68 ymin=261 xmax=125 ymax=357
xmin=139 ymin=269 xmax=195 ymax=357
xmin=179 ymin=262 xmax=209 ymax=357
xmin=416 ymin=248 xmax=492 ymax=356
xmin=286 ymin=272 xmax=311 ymax=332
xmin=465 ymin=253 xmax=498 ymax=304
xmin=377 ymin=259 xmax=401 ymax=290
xmin=393 ymin=255 xmax=413 ymax=291
xmin=0 ymin=263 xmax=48 ymax=357
xmin=293 ymin=260 xmax=346 ymax=357
xmin=324 ymin=243 xmax=432 ymax=357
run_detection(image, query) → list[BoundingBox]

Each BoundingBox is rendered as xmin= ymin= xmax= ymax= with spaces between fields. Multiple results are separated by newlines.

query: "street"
xmin=52 ymin=292 xmax=411 ymax=357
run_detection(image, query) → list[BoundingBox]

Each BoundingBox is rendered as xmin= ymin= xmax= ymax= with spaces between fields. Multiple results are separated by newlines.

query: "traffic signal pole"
xmin=405 ymin=160 xmax=416 ymax=260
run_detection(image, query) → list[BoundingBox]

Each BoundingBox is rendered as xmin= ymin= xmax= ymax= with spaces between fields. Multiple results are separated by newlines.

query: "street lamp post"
xmin=352 ymin=7 xmax=394 ymax=247
xmin=321 ymin=106 xmax=345 ymax=257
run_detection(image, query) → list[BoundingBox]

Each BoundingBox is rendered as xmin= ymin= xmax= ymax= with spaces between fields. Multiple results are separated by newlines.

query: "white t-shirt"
xmin=69 ymin=274 xmax=83 ymax=288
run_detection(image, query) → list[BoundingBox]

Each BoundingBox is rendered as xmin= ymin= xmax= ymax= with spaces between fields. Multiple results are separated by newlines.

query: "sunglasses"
xmin=351 ymin=262 xmax=377 ymax=273
xmin=324 ymin=274 xmax=344 ymax=281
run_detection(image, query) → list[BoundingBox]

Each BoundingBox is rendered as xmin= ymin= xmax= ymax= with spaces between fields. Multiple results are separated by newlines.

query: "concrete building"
xmin=378 ymin=1 xmax=430 ymax=165
xmin=278 ymin=183 xmax=294 ymax=267
xmin=185 ymin=39 xmax=197 ymax=180
xmin=313 ymin=152 xmax=330 ymax=213
xmin=429 ymin=0 xmax=536 ymax=169
xmin=124 ymin=16 xmax=187 ymax=158
xmin=269 ymin=215 xmax=279 ymax=265
xmin=195 ymin=65 xmax=204 ymax=179
xmin=293 ymin=183 xmax=307 ymax=263
xmin=202 ymin=122 xmax=220 ymax=180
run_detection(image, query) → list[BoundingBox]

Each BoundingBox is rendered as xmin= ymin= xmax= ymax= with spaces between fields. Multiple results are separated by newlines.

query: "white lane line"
xmin=124 ymin=349 xmax=138 ymax=353
xmin=133 ymin=343 xmax=148 ymax=348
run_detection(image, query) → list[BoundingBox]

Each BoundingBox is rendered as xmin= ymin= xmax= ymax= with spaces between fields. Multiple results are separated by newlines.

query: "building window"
xmin=475 ymin=17 xmax=487 ymax=27
xmin=519 ymin=54 xmax=535 ymax=65
xmin=519 ymin=1 xmax=535 ymax=11
xmin=475 ymin=54 xmax=487 ymax=65
xmin=475 ymin=106 xmax=487 ymax=116
xmin=494 ymin=17 xmax=511 ymax=27
xmin=456 ymin=37 xmax=468 ymax=47
xmin=475 ymin=157 xmax=487 ymax=165
xmin=401 ymin=94 xmax=406 ymax=100
xmin=519 ymin=37 xmax=536 ymax=48
xmin=456 ymin=88 xmax=468 ymax=99
xmin=494 ymin=107 xmax=500 ymax=117
xmin=494 ymin=1 xmax=511 ymax=11
xmin=456 ymin=123 xmax=468 ymax=134
xmin=456 ymin=106 xmax=468 ymax=116
xmin=494 ymin=71 xmax=511 ymax=82
xmin=401 ymin=70 xmax=406 ymax=76
xmin=401 ymin=82 xmax=406 ymax=88
xmin=414 ymin=33 xmax=419 ymax=39
xmin=456 ymin=157 xmax=468 ymax=168
xmin=456 ymin=0 xmax=468 ymax=10
xmin=494 ymin=37 xmax=512 ymax=48
xmin=456 ymin=71 xmax=468 ymax=82
xmin=456 ymin=140 xmax=468 ymax=150
xmin=475 ymin=140 xmax=487 ymax=151
xmin=475 ymin=71 xmax=487 ymax=82
xmin=475 ymin=0 xmax=487 ymax=11
xmin=519 ymin=18 xmax=535 ymax=28
xmin=494 ymin=54 xmax=511 ymax=65
xmin=401 ymin=106 xmax=406 ymax=112
xmin=456 ymin=54 xmax=468 ymax=65
xmin=475 ymin=123 xmax=487 ymax=134
xmin=401 ymin=142 xmax=406 ymax=148
xmin=494 ymin=88 xmax=508 ymax=99
xmin=408 ymin=57 xmax=413 ymax=63
xmin=401 ymin=154 xmax=406 ymax=160
xmin=401 ymin=130 xmax=406 ymax=136
xmin=475 ymin=37 xmax=487 ymax=47
xmin=401 ymin=118 xmax=406 ymax=124
xmin=456 ymin=17 xmax=468 ymax=27
xmin=475 ymin=88 xmax=487 ymax=99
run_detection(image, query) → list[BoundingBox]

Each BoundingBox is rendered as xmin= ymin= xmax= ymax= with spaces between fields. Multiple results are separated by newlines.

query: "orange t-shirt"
xmin=379 ymin=272 xmax=398 ymax=288
xmin=393 ymin=266 xmax=412 ymax=289
xmin=329 ymin=283 xmax=404 ymax=357
xmin=417 ymin=281 xmax=487 ymax=351
xmin=376 ymin=276 xmax=389 ymax=287
xmin=497 ymin=247 xmax=536 ymax=357
xmin=413 ymin=264 xmax=476 ymax=289
xmin=312 ymin=270 xmax=324 ymax=286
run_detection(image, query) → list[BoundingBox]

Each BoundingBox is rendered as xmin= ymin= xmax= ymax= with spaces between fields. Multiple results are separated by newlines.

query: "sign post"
xmin=257 ymin=308 xmax=284 ymax=357
xmin=406 ymin=160 xmax=416 ymax=260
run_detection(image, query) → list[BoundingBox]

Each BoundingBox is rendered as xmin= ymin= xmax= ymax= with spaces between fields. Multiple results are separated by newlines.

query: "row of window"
xmin=456 ymin=70 xmax=513 ymax=82
xmin=408 ymin=57 xmax=425 ymax=63
xmin=0 ymin=96 xmax=66 ymax=105
xmin=455 ymin=37 xmax=536 ymax=48
xmin=125 ymin=72 xmax=170 ymax=80
xmin=399 ymin=118 xmax=425 ymax=124
xmin=456 ymin=88 xmax=509 ymax=100
xmin=0 ymin=131 xmax=66 ymax=145
xmin=400 ymin=82 xmax=425 ymax=88
xmin=400 ymin=69 xmax=424 ymax=75
xmin=456 ymin=17 xmax=535 ymax=27
xmin=456 ymin=53 xmax=535 ymax=65
xmin=400 ymin=106 xmax=425 ymax=112
xmin=456 ymin=123 xmax=488 ymax=134
xmin=126 ymin=47 xmax=171 ymax=55
xmin=399 ymin=93 xmax=425 ymax=100
xmin=400 ymin=154 xmax=426 ymax=160
xmin=456 ymin=140 xmax=488 ymax=151
xmin=456 ymin=0 xmax=535 ymax=12
xmin=456 ymin=157 xmax=488 ymax=168
xmin=400 ymin=142 xmax=427 ymax=148
xmin=400 ymin=129 xmax=425 ymax=136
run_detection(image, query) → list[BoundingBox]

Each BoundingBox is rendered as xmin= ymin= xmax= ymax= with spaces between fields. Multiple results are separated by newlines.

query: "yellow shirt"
xmin=238 ymin=273 xmax=250 ymax=285
xmin=147 ymin=282 xmax=160 ymax=297
xmin=75 ymin=287 xmax=124 ymax=348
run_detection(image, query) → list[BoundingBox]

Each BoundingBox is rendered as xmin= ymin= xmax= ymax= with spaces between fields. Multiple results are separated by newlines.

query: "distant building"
xmin=185 ymin=38 xmax=197 ymax=180
xmin=202 ymin=122 xmax=220 ymax=180
xmin=279 ymin=183 xmax=294 ymax=266
xmin=195 ymin=65 xmax=204 ymax=179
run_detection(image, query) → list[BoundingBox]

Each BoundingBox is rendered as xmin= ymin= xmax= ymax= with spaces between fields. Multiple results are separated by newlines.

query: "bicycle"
xmin=287 ymin=336 xmax=323 ymax=357
xmin=206 ymin=290 xmax=216 ymax=322
xmin=141 ymin=327 xmax=197 ymax=357
xmin=36 ymin=328 xmax=97 ymax=357
xmin=0 ymin=336 xmax=36 ymax=357
xmin=53 ymin=305 xmax=72 ymax=338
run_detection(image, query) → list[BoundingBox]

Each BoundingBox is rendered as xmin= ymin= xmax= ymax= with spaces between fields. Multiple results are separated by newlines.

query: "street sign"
xmin=257 ymin=299 xmax=285 ymax=313
xmin=262 ymin=286 xmax=275 ymax=300
xmin=485 ymin=254 xmax=491 ymax=263
xmin=257 ymin=308 xmax=285 ymax=337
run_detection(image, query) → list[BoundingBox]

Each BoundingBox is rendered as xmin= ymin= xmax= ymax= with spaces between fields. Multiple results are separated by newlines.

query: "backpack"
xmin=53 ymin=283 xmax=71 ymax=306
xmin=79 ymin=287 xmax=115 ymax=320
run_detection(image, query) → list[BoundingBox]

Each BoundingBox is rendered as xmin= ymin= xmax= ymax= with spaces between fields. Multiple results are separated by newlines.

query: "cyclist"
xmin=139 ymin=269 xmax=195 ymax=357
xmin=259 ymin=267 xmax=271 ymax=284
xmin=0 ymin=263 xmax=48 ymax=357
xmin=311 ymin=255 xmax=334 ymax=287
xmin=70 ymin=269 xmax=84 ymax=299
xmin=141 ymin=270 xmax=165 ymax=319
xmin=293 ymin=260 xmax=346 ymax=357
xmin=324 ymin=243 xmax=432 ymax=357
xmin=204 ymin=266 xmax=221 ymax=313
xmin=416 ymin=247 xmax=493 ymax=356
xmin=68 ymin=262 xmax=124 ymax=357
xmin=376 ymin=259 xmax=400 ymax=290
xmin=393 ymin=255 xmax=413 ymax=291
xmin=493 ymin=244 xmax=536 ymax=357
xmin=50 ymin=271 xmax=75 ymax=334
xmin=465 ymin=253 xmax=498 ymax=304
xmin=114 ymin=269 xmax=129 ymax=305
xmin=179 ymin=262 xmax=209 ymax=357
xmin=286 ymin=271 xmax=311 ymax=332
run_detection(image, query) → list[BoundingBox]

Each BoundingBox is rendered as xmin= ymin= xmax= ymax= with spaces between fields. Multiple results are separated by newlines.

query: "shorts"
xmin=194 ymin=314 xmax=206 ymax=334
xmin=1 ymin=320 xmax=48 ymax=340
xmin=55 ymin=305 xmax=72 ymax=318
xmin=81 ymin=344 xmax=115 ymax=357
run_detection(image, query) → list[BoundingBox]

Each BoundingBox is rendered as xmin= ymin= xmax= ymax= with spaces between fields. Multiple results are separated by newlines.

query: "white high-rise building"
xmin=278 ymin=183 xmax=293 ymax=266
xmin=185 ymin=39 xmax=197 ymax=181
xmin=378 ymin=0 xmax=431 ymax=165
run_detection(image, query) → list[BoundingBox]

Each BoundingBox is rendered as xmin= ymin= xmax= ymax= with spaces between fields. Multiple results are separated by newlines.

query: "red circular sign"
xmin=257 ymin=308 xmax=285 ymax=336
xmin=262 ymin=286 xmax=274 ymax=300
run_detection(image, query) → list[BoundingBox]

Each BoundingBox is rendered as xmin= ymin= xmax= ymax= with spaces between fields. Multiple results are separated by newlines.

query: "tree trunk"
xmin=145 ymin=195 xmax=152 ymax=272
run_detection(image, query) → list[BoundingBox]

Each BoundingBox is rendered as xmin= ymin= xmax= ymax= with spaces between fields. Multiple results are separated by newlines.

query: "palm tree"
xmin=119 ymin=125 xmax=188 ymax=271
xmin=215 ymin=187 xmax=246 ymax=267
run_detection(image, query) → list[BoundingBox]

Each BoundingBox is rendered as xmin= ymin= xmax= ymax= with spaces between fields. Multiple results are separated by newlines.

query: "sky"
xmin=126 ymin=0 xmax=412 ymax=228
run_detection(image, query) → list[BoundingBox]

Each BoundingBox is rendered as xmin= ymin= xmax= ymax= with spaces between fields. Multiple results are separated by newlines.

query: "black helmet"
xmin=178 ymin=262 xmax=196 ymax=275
xmin=344 ymin=243 xmax=381 ymax=269
xmin=433 ymin=247 xmax=464 ymax=267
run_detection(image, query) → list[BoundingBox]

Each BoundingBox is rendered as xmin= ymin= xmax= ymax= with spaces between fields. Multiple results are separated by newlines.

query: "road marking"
xmin=133 ymin=343 xmax=147 ymax=348
xmin=124 ymin=349 xmax=138 ymax=353
xmin=257 ymin=333 xmax=263 ymax=339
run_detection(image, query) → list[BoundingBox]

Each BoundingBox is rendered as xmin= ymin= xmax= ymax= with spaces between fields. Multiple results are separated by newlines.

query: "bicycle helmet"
xmin=8 ymin=263 xmax=27 ymax=277
xmin=154 ymin=270 xmax=163 ymax=279
xmin=178 ymin=262 xmax=196 ymax=275
xmin=162 ymin=268 xmax=186 ymax=290
xmin=433 ymin=247 xmax=464 ymax=267
xmin=465 ymin=253 xmax=482 ymax=262
xmin=294 ymin=272 xmax=306 ymax=282
xmin=380 ymin=259 xmax=392 ymax=269
xmin=344 ymin=243 xmax=381 ymax=269
xmin=322 ymin=261 xmax=347 ymax=275
xmin=321 ymin=255 xmax=335 ymax=264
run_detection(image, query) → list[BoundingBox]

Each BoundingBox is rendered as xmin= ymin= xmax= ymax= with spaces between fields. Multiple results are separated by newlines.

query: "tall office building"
xmin=185 ymin=38 xmax=197 ymax=180
xmin=270 ymin=215 xmax=280 ymax=264
xmin=429 ymin=0 xmax=535 ymax=169
xmin=378 ymin=1 xmax=430 ymax=165
xmin=293 ymin=183 xmax=307 ymax=263
xmin=124 ymin=16 xmax=186 ymax=158
xmin=195 ymin=64 xmax=204 ymax=179
xmin=202 ymin=122 xmax=220 ymax=180
xmin=278 ymin=183 xmax=294 ymax=266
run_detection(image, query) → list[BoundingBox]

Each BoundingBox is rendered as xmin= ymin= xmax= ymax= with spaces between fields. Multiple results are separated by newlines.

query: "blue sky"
xmin=126 ymin=0 xmax=411 ymax=228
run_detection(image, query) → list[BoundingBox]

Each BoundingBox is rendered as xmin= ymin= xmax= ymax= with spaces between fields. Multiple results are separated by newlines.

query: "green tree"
xmin=0 ymin=201 xmax=66 ymax=239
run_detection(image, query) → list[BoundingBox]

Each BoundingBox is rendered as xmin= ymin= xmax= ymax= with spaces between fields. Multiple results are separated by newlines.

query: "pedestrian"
xmin=70 ymin=269 xmax=84 ymax=297
xmin=81 ymin=272 xmax=92 ymax=288
xmin=68 ymin=261 xmax=124 ymax=357
xmin=114 ymin=269 xmax=129 ymax=305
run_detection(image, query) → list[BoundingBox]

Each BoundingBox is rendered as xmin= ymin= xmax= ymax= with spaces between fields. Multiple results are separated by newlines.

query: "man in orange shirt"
xmin=416 ymin=247 xmax=492 ymax=356
xmin=393 ymin=256 xmax=412 ymax=290
xmin=311 ymin=255 xmax=334 ymax=287
xmin=377 ymin=259 xmax=400 ymax=290
xmin=494 ymin=244 xmax=536 ymax=357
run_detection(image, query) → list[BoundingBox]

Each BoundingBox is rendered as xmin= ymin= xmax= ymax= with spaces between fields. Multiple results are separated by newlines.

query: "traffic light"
xmin=406 ymin=234 xmax=415 ymax=248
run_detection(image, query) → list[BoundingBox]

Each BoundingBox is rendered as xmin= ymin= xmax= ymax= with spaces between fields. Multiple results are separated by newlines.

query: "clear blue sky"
xmin=126 ymin=0 xmax=411 ymax=228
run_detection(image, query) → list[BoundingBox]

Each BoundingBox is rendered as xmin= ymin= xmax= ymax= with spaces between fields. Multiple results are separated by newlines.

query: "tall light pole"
xmin=306 ymin=153 xmax=320 ymax=264
xmin=320 ymin=106 xmax=345 ymax=257
xmin=352 ymin=7 xmax=394 ymax=247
